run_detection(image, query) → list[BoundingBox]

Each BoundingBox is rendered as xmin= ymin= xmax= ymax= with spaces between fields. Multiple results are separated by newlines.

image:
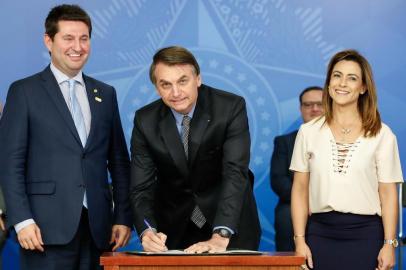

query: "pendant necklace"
xmin=335 ymin=120 xmax=355 ymax=140
xmin=340 ymin=127 xmax=351 ymax=135
xmin=335 ymin=119 xmax=354 ymax=135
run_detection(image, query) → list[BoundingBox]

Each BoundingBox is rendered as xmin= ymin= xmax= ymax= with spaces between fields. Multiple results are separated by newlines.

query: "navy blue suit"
xmin=0 ymin=66 xmax=131 ymax=252
xmin=270 ymin=130 xmax=297 ymax=251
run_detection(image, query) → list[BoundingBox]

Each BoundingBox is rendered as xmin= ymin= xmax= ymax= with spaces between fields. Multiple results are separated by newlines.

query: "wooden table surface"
xmin=100 ymin=251 xmax=305 ymax=270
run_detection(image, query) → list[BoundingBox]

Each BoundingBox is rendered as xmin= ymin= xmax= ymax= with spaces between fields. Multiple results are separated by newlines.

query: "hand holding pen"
xmin=142 ymin=219 xmax=168 ymax=252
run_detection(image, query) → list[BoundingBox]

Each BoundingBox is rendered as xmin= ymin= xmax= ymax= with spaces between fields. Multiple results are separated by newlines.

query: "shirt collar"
xmin=171 ymin=104 xmax=196 ymax=126
xmin=50 ymin=62 xmax=84 ymax=86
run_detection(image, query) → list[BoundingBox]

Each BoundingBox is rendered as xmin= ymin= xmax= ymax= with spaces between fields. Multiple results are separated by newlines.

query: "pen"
xmin=144 ymin=218 xmax=168 ymax=250
xmin=144 ymin=219 xmax=155 ymax=234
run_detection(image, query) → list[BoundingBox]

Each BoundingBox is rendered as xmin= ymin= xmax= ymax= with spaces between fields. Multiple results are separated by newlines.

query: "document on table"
xmin=127 ymin=249 xmax=264 ymax=256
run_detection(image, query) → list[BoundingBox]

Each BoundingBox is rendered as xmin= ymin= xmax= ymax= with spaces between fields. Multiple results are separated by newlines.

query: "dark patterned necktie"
xmin=181 ymin=115 xmax=191 ymax=159
xmin=181 ymin=115 xmax=206 ymax=228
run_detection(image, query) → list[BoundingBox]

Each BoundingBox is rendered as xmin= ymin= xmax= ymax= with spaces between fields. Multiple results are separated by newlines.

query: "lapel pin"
xmin=93 ymin=89 xmax=98 ymax=93
xmin=95 ymin=97 xmax=102 ymax=102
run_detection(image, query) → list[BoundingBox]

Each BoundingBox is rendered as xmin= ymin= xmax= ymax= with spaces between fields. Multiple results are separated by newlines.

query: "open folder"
xmin=127 ymin=249 xmax=264 ymax=256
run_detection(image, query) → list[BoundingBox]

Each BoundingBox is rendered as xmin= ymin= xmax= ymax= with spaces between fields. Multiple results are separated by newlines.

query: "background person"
xmin=271 ymin=86 xmax=323 ymax=251
xmin=290 ymin=49 xmax=403 ymax=270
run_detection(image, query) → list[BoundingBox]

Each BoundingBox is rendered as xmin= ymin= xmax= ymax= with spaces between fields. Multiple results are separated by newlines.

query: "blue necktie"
xmin=68 ymin=79 xmax=88 ymax=208
xmin=68 ymin=79 xmax=87 ymax=147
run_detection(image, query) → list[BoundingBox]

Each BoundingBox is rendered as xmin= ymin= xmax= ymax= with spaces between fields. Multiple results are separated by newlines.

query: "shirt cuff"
xmin=213 ymin=226 xmax=234 ymax=235
xmin=14 ymin=219 xmax=35 ymax=233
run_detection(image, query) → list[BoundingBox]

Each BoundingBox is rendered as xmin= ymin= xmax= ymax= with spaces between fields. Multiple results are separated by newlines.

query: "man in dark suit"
xmin=0 ymin=5 xmax=131 ymax=269
xmin=271 ymin=86 xmax=323 ymax=251
xmin=130 ymin=46 xmax=261 ymax=253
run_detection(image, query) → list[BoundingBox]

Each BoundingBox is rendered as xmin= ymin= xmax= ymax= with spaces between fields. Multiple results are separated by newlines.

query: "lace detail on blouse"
xmin=330 ymin=140 xmax=360 ymax=175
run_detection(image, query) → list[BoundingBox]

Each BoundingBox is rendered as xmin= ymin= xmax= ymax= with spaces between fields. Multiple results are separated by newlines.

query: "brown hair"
xmin=149 ymin=46 xmax=200 ymax=84
xmin=45 ymin=4 xmax=92 ymax=40
xmin=322 ymin=49 xmax=381 ymax=137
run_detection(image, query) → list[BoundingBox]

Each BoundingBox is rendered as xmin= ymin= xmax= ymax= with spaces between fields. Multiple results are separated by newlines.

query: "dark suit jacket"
xmin=270 ymin=130 xmax=297 ymax=251
xmin=0 ymin=66 xmax=131 ymax=249
xmin=130 ymin=84 xmax=261 ymax=249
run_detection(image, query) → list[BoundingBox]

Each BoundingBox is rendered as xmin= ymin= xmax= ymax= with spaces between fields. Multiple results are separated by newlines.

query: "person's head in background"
xmin=43 ymin=4 xmax=92 ymax=78
xmin=299 ymin=86 xmax=324 ymax=123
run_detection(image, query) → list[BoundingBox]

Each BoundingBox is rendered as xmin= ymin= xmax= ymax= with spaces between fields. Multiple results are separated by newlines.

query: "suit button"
xmin=82 ymin=153 xmax=86 ymax=159
xmin=78 ymin=184 xmax=85 ymax=188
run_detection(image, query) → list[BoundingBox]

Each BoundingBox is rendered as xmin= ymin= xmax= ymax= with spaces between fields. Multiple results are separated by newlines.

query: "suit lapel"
xmin=83 ymin=75 xmax=98 ymax=150
xmin=40 ymin=66 xmax=83 ymax=147
xmin=189 ymin=86 xmax=211 ymax=166
xmin=159 ymin=107 xmax=189 ymax=175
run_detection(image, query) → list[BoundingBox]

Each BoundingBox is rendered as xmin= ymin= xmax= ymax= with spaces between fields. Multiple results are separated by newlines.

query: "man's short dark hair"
xmin=299 ymin=86 xmax=323 ymax=104
xmin=45 ymin=4 xmax=92 ymax=40
xmin=149 ymin=46 xmax=200 ymax=84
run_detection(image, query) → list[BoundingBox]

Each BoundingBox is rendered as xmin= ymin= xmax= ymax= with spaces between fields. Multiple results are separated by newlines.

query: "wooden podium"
xmin=100 ymin=251 xmax=305 ymax=270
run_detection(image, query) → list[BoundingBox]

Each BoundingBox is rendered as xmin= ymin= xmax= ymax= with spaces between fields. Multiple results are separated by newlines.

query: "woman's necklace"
xmin=334 ymin=119 xmax=359 ymax=143
xmin=334 ymin=120 xmax=352 ymax=135
xmin=340 ymin=126 xmax=351 ymax=135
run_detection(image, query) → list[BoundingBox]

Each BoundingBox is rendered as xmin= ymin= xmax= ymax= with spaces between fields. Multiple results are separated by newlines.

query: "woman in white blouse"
xmin=290 ymin=50 xmax=403 ymax=270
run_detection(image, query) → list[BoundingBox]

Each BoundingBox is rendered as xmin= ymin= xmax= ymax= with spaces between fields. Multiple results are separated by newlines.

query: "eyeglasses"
xmin=301 ymin=101 xmax=322 ymax=109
